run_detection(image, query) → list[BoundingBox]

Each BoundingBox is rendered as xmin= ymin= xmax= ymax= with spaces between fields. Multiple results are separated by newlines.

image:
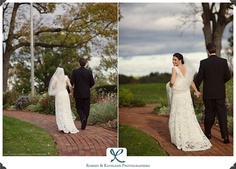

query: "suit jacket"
xmin=71 ymin=67 xmax=95 ymax=99
xmin=194 ymin=55 xmax=231 ymax=99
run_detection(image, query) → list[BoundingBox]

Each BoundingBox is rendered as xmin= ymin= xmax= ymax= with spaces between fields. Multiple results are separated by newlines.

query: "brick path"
xmin=3 ymin=110 xmax=117 ymax=156
xmin=119 ymin=104 xmax=233 ymax=156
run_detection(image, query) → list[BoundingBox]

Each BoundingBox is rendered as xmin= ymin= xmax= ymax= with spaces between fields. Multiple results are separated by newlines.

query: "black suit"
xmin=195 ymin=55 xmax=231 ymax=139
xmin=71 ymin=66 xmax=95 ymax=129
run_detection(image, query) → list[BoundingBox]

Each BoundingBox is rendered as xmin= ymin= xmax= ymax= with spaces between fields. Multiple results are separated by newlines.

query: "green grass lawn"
xmin=120 ymin=83 xmax=167 ymax=104
xmin=3 ymin=116 xmax=58 ymax=156
xmin=119 ymin=124 xmax=168 ymax=156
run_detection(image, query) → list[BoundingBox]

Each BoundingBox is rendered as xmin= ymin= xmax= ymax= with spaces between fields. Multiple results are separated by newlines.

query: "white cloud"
xmin=120 ymin=3 xmax=187 ymax=31
xmin=119 ymin=3 xmax=232 ymax=58
xmin=119 ymin=52 xmax=208 ymax=76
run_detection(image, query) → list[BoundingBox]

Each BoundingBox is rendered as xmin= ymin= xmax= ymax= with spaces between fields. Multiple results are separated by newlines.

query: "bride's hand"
xmin=69 ymin=91 xmax=72 ymax=96
xmin=194 ymin=91 xmax=201 ymax=98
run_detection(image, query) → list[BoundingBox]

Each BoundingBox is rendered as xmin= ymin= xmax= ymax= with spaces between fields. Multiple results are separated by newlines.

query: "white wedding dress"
xmin=167 ymin=66 xmax=212 ymax=151
xmin=48 ymin=67 xmax=79 ymax=134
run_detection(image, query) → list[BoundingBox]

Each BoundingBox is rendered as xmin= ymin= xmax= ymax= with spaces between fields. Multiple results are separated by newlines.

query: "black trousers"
xmin=75 ymin=98 xmax=90 ymax=123
xmin=203 ymin=99 xmax=228 ymax=138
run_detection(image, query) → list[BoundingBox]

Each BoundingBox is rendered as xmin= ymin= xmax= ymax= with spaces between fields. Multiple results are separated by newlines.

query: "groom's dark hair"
xmin=79 ymin=58 xmax=86 ymax=67
xmin=206 ymin=43 xmax=216 ymax=54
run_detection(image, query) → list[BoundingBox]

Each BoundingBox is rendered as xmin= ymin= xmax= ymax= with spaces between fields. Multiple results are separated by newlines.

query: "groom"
xmin=71 ymin=58 xmax=95 ymax=130
xmin=194 ymin=43 xmax=231 ymax=144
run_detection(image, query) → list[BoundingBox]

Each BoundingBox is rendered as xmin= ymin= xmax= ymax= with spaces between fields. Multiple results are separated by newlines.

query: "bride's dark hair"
xmin=173 ymin=53 xmax=185 ymax=64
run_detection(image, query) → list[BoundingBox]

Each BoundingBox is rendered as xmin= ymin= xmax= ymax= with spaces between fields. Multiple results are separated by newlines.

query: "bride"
xmin=167 ymin=53 xmax=211 ymax=151
xmin=48 ymin=67 xmax=79 ymax=134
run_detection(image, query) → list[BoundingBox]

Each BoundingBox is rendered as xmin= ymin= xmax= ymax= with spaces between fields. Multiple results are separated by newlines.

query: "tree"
xmin=224 ymin=25 xmax=233 ymax=71
xmin=34 ymin=47 xmax=79 ymax=94
xmin=94 ymin=40 xmax=118 ymax=85
xmin=3 ymin=3 xmax=118 ymax=92
xmin=9 ymin=52 xmax=31 ymax=94
xmin=201 ymin=3 xmax=233 ymax=56
xmin=10 ymin=46 xmax=79 ymax=94
xmin=178 ymin=3 xmax=233 ymax=57
xmin=3 ymin=3 xmax=56 ymax=92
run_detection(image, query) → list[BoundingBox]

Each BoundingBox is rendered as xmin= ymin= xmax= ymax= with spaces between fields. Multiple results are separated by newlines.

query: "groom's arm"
xmin=194 ymin=61 xmax=204 ymax=91
xmin=70 ymin=70 xmax=75 ymax=87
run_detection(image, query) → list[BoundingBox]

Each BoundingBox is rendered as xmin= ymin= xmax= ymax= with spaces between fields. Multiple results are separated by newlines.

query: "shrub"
xmin=29 ymin=94 xmax=41 ymax=105
xmin=15 ymin=96 xmax=30 ymax=110
xmin=89 ymin=94 xmax=117 ymax=128
xmin=38 ymin=93 xmax=55 ymax=115
xmin=153 ymin=106 xmax=169 ymax=116
xmin=119 ymin=87 xmax=145 ymax=107
xmin=130 ymin=99 xmax=146 ymax=107
xmin=26 ymin=104 xmax=42 ymax=112
xmin=225 ymin=79 xmax=233 ymax=116
xmin=196 ymin=113 xmax=204 ymax=122
xmin=227 ymin=115 xmax=233 ymax=134
xmin=90 ymin=87 xmax=98 ymax=104
xmin=69 ymin=95 xmax=77 ymax=117
xmin=96 ymin=85 xmax=117 ymax=95
xmin=152 ymin=98 xmax=169 ymax=116
xmin=3 ymin=90 xmax=21 ymax=109
xmin=119 ymin=87 xmax=134 ymax=107
xmin=105 ymin=119 xmax=117 ymax=129
xmin=225 ymin=98 xmax=233 ymax=117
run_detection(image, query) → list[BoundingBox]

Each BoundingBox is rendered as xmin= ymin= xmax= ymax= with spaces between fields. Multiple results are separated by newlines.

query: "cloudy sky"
xmin=119 ymin=3 xmax=232 ymax=76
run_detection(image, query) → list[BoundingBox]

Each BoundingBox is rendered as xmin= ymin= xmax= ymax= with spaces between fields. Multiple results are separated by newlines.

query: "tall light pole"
xmin=30 ymin=3 xmax=35 ymax=96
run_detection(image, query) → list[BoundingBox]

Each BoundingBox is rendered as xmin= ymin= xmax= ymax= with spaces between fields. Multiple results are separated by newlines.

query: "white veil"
xmin=184 ymin=57 xmax=197 ymax=87
xmin=48 ymin=67 xmax=65 ymax=96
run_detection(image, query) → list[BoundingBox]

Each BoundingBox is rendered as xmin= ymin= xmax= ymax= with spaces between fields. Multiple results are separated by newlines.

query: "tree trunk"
xmin=201 ymin=3 xmax=212 ymax=48
xmin=213 ymin=3 xmax=228 ymax=57
xmin=202 ymin=3 xmax=231 ymax=57
xmin=3 ymin=47 xmax=12 ymax=92
xmin=3 ymin=3 xmax=20 ymax=92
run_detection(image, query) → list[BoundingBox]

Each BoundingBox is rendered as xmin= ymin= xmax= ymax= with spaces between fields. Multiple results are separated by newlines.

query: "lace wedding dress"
xmin=167 ymin=66 xmax=212 ymax=151
xmin=48 ymin=67 xmax=79 ymax=134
